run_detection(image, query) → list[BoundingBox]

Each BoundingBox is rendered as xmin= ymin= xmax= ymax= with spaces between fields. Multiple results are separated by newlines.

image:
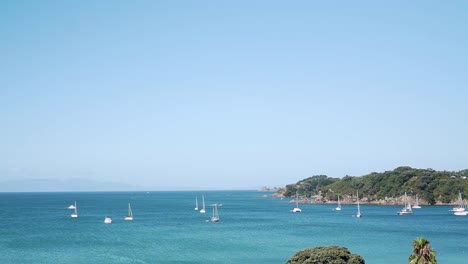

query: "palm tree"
xmin=408 ymin=237 xmax=437 ymax=264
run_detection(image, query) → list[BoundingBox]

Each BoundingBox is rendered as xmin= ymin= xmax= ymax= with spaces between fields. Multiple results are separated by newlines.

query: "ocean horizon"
xmin=0 ymin=190 xmax=466 ymax=263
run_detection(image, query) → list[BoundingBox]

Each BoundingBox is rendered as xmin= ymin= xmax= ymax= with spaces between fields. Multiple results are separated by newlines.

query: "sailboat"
xmin=454 ymin=199 xmax=468 ymax=215
xmin=200 ymin=195 xmax=206 ymax=214
xmin=70 ymin=201 xmax=78 ymax=218
xmin=292 ymin=193 xmax=302 ymax=213
xmin=397 ymin=192 xmax=413 ymax=215
xmin=210 ymin=204 xmax=220 ymax=222
xmin=194 ymin=196 xmax=199 ymax=211
xmin=335 ymin=195 xmax=342 ymax=211
xmin=104 ymin=217 xmax=112 ymax=224
xmin=412 ymin=194 xmax=421 ymax=209
xmin=450 ymin=192 xmax=465 ymax=212
xmin=356 ymin=191 xmax=361 ymax=218
xmin=125 ymin=203 xmax=133 ymax=221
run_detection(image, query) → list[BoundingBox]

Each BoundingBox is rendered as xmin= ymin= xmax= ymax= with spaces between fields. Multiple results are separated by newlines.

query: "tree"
xmin=408 ymin=237 xmax=437 ymax=264
xmin=286 ymin=245 xmax=365 ymax=264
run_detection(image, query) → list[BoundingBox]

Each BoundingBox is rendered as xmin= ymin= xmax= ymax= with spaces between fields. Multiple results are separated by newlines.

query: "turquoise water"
xmin=0 ymin=191 xmax=467 ymax=263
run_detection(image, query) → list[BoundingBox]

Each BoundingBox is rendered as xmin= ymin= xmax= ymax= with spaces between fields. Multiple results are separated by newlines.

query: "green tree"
xmin=286 ymin=245 xmax=365 ymax=264
xmin=408 ymin=237 xmax=437 ymax=264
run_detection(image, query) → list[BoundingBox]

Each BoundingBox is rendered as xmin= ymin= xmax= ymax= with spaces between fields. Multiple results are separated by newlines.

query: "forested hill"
xmin=278 ymin=166 xmax=468 ymax=205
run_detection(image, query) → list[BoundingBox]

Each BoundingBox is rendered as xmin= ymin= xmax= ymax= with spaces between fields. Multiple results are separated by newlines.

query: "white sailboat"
xmin=71 ymin=201 xmax=78 ymax=218
xmin=194 ymin=196 xmax=199 ymax=211
xmin=292 ymin=193 xmax=302 ymax=213
xmin=450 ymin=192 xmax=465 ymax=212
xmin=104 ymin=217 xmax=112 ymax=224
xmin=454 ymin=198 xmax=468 ymax=215
xmin=200 ymin=195 xmax=206 ymax=214
xmin=397 ymin=192 xmax=413 ymax=215
xmin=335 ymin=195 xmax=342 ymax=211
xmin=454 ymin=211 xmax=468 ymax=216
xmin=125 ymin=203 xmax=133 ymax=221
xmin=412 ymin=194 xmax=421 ymax=209
xmin=454 ymin=201 xmax=468 ymax=215
xmin=356 ymin=191 xmax=361 ymax=218
xmin=210 ymin=204 xmax=220 ymax=222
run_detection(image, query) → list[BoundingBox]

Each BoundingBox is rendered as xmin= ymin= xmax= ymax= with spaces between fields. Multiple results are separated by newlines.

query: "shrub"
xmin=286 ymin=245 xmax=365 ymax=264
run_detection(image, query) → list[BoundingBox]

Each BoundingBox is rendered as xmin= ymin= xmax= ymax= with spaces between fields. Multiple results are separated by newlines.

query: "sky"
xmin=1 ymin=1 xmax=467 ymax=191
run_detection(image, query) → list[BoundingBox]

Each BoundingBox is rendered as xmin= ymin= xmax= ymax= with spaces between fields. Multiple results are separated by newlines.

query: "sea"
xmin=0 ymin=190 xmax=466 ymax=263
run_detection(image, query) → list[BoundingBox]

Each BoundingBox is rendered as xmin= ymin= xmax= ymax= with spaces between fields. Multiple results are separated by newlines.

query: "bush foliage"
xmin=286 ymin=245 xmax=365 ymax=264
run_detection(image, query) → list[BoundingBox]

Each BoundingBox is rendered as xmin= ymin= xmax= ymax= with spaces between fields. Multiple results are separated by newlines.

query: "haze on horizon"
xmin=1 ymin=1 xmax=467 ymax=192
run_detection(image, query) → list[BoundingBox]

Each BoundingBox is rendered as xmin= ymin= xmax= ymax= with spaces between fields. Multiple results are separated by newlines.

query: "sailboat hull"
xmin=125 ymin=217 xmax=133 ymax=221
xmin=397 ymin=211 xmax=413 ymax=215
xmin=454 ymin=211 xmax=468 ymax=216
xmin=292 ymin=208 xmax=302 ymax=213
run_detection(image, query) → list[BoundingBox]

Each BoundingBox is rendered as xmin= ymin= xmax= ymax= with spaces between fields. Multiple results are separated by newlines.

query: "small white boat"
xmin=412 ymin=194 xmax=421 ymax=209
xmin=194 ymin=196 xmax=199 ymax=211
xmin=451 ymin=207 xmax=465 ymax=212
xmin=104 ymin=217 xmax=112 ymax=224
xmin=336 ymin=195 xmax=342 ymax=211
xmin=124 ymin=203 xmax=133 ymax=221
xmin=454 ymin=210 xmax=468 ymax=216
xmin=68 ymin=203 xmax=76 ymax=209
xmin=397 ymin=192 xmax=413 ymax=215
xmin=70 ymin=201 xmax=78 ymax=218
xmin=210 ymin=204 xmax=220 ymax=222
xmin=356 ymin=191 xmax=361 ymax=218
xmin=292 ymin=193 xmax=302 ymax=213
xmin=200 ymin=195 xmax=206 ymax=214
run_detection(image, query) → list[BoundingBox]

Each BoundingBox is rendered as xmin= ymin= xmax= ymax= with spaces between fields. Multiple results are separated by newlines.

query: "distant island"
xmin=274 ymin=166 xmax=468 ymax=205
xmin=257 ymin=186 xmax=281 ymax=192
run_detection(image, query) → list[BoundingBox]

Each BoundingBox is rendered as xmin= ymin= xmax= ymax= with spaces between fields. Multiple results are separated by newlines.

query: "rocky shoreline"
xmin=269 ymin=193 xmax=456 ymax=206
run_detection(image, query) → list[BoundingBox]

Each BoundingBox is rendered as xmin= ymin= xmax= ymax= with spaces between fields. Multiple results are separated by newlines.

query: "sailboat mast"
xmin=357 ymin=191 xmax=360 ymax=214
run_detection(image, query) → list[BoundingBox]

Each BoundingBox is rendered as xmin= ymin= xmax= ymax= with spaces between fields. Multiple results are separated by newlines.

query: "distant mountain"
xmin=0 ymin=178 xmax=143 ymax=192
xmin=278 ymin=166 xmax=468 ymax=205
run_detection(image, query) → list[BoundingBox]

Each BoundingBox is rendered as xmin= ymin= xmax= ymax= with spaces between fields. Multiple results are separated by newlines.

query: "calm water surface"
xmin=0 ymin=191 xmax=466 ymax=263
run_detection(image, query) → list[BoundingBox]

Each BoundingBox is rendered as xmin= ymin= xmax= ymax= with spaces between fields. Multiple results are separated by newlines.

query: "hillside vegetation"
xmin=279 ymin=166 xmax=468 ymax=205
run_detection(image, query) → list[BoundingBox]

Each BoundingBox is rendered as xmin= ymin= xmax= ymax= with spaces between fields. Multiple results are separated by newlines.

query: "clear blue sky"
xmin=1 ymin=1 xmax=467 ymax=191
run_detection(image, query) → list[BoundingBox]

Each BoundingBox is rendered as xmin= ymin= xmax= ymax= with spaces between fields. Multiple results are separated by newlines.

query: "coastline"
xmin=266 ymin=193 xmax=457 ymax=206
